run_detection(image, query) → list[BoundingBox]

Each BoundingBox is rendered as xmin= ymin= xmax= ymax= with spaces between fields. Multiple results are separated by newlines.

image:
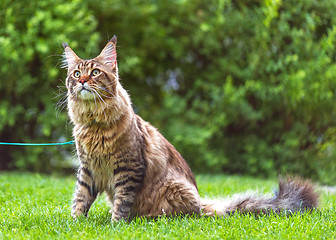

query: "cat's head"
xmin=62 ymin=36 xmax=118 ymax=102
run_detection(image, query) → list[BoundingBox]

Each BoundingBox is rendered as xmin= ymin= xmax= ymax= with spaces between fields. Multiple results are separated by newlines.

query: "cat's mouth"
xmin=80 ymin=87 xmax=89 ymax=92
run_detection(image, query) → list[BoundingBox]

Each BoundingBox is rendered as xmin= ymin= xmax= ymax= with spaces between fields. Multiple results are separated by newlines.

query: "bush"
xmin=91 ymin=0 xmax=336 ymax=184
xmin=0 ymin=0 xmax=99 ymax=171
xmin=1 ymin=0 xmax=336 ymax=184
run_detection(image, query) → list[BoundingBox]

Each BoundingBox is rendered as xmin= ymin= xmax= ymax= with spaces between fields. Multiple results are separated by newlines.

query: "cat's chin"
xmin=77 ymin=89 xmax=95 ymax=100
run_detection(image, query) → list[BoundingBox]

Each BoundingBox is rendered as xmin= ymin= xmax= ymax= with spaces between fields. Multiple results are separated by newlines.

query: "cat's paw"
xmin=111 ymin=214 xmax=122 ymax=222
xmin=111 ymin=214 xmax=128 ymax=223
xmin=71 ymin=209 xmax=87 ymax=219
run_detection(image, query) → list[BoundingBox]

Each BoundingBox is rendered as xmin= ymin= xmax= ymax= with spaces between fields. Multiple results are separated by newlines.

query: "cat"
xmin=61 ymin=36 xmax=319 ymax=221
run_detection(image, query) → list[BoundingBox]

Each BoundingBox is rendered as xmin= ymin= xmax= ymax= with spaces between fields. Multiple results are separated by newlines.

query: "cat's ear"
xmin=62 ymin=43 xmax=80 ymax=69
xmin=97 ymin=36 xmax=117 ymax=69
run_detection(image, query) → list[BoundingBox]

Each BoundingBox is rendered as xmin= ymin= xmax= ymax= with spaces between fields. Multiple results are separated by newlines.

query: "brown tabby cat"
xmin=61 ymin=36 xmax=319 ymax=221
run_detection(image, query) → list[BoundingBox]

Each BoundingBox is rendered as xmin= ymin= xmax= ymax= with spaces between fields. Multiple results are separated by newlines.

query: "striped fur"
xmin=61 ymin=36 xmax=319 ymax=221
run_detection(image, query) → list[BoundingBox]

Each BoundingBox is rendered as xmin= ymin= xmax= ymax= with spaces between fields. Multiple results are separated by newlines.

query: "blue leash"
xmin=0 ymin=140 xmax=75 ymax=146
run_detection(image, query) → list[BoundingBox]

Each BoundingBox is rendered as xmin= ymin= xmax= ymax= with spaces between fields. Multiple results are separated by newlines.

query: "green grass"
xmin=0 ymin=173 xmax=335 ymax=240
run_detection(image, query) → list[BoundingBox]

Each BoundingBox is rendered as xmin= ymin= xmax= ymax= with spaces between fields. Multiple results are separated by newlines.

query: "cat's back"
xmin=135 ymin=115 xmax=197 ymax=187
xmin=132 ymin=115 xmax=200 ymax=216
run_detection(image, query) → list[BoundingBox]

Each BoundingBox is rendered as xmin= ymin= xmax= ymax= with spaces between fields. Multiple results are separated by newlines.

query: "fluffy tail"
xmin=201 ymin=177 xmax=319 ymax=216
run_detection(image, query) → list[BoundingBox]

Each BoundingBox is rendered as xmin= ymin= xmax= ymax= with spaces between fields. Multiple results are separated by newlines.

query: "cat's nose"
xmin=78 ymin=75 xmax=90 ymax=85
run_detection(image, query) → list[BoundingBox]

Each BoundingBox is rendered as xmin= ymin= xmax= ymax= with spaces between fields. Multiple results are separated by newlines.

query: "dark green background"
xmin=1 ymin=0 xmax=336 ymax=184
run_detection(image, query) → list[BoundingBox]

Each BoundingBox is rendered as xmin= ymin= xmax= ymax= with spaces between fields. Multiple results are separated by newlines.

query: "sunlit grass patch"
xmin=0 ymin=172 xmax=334 ymax=239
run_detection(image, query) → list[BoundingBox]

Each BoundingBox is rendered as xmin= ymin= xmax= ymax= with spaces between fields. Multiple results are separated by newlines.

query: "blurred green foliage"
xmin=1 ymin=0 xmax=336 ymax=184
xmin=0 ymin=0 xmax=100 ymax=171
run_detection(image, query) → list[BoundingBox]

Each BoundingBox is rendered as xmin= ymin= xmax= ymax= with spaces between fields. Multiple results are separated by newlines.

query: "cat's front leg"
xmin=111 ymin=191 xmax=136 ymax=222
xmin=111 ymin=160 xmax=145 ymax=221
xmin=72 ymin=165 xmax=98 ymax=218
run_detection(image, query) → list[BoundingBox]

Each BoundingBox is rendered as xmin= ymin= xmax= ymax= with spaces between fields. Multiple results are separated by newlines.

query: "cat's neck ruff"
xmin=68 ymin=86 xmax=133 ymax=126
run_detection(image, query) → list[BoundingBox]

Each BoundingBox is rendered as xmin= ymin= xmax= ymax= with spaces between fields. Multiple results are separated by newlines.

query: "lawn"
xmin=0 ymin=172 xmax=335 ymax=239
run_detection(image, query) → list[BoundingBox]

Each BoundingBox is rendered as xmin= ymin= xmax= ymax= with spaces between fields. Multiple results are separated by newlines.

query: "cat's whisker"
xmin=56 ymin=96 xmax=67 ymax=108
xmin=97 ymin=90 xmax=116 ymax=99
xmin=90 ymin=88 xmax=108 ymax=120
xmin=54 ymin=92 xmax=66 ymax=101
xmin=56 ymin=86 xmax=68 ymax=91
xmin=54 ymin=85 xmax=68 ymax=98
xmin=93 ymin=86 xmax=117 ymax=99
xmin=55 ymin=91 xmax=72 ymax=118
xmin=94 ymin=83 xmax=117 ymax=95
xmin=94 ymin=89 xmax=111 ymax=118
xmin=57 ymin=92 xmax=68 ymax=99
xmin=103 ymin=82 xmax=118 ymax=89
xmin=100 ymin=95 xmax=113 ymax=109
xmin=91 ymin=88 xmax=110 ymax=109
xmin=101 ymin=101 xmax=108 ymax=121
xmin=55 ymin=90 xmax=69 ymax=106
xmin=102 ymin=82 xmax=115 ymax=86
xmin=91 ymin=88 xmax=114 ymax=108
xmin=71 ymin=86 xmax=80 ymax=101
xmin=100 ymin=89 xmax=117 ymax=98
xmin=90 ymin=89 xmax=99 ymax=114
xmin=56 ymin=103 xmax=67 ymax=118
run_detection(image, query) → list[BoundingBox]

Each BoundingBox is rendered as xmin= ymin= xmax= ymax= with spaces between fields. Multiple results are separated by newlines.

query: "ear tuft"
xmin=62 ymin=42 xmax=69 ymax=49
xmin=61 ymin=43 xmax=80 ymax=69
xmin=110 ymin=35 xmax=117 ymax=45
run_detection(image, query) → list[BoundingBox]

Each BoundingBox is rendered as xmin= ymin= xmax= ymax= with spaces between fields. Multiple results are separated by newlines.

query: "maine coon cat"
xmin=61 ymin=36 xmax=318 ymax=221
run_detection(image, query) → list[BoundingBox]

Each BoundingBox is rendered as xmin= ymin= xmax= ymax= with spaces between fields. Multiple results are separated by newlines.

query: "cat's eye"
xmin=91 ymin=69 xmax=101 ymax=77
xmin=73 ymin=71 xmax=81 ymax=78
